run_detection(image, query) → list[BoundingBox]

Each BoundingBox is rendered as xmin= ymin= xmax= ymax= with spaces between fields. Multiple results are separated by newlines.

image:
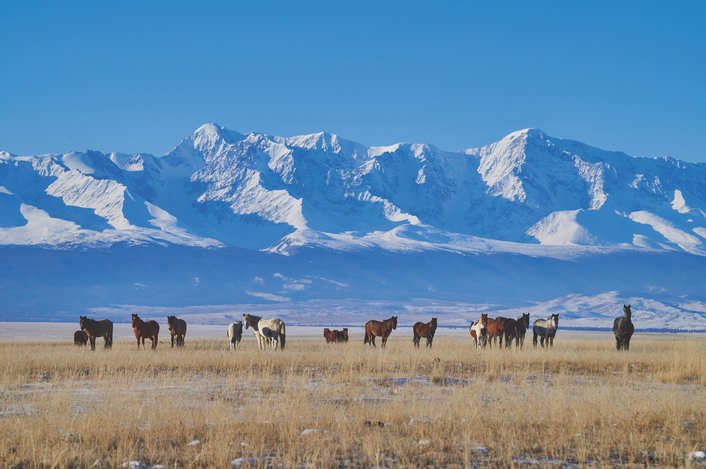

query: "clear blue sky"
xmin=1 ymin=1 xmax=705 ymax=161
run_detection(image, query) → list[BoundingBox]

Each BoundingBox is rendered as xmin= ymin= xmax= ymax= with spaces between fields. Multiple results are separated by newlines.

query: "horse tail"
xmin=107 ymin=321 xmax=114 ymax=349
xmin=279 ymin=321 xmax=286 ymax=350
xmin=364 ymin=323 xmax=370 ymax=344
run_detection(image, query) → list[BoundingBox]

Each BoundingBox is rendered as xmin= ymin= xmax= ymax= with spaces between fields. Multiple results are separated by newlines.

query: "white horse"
xmin=532 ymin=313 xmax=559 ymax=348
xmin=227 ymin=321 xmax=243 ymax=350
xmin=243 ymin=313 xmax=286 ymax=350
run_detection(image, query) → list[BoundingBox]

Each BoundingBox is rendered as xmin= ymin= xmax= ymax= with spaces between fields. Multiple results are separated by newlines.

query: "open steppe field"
xmin=1 ymin=331 xmax=705 ymax=468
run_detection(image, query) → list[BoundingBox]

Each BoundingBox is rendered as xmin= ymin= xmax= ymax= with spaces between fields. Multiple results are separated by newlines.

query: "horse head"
xmin=342 ymin=328 xmax=349 ymax=338
xmin=131 ymin=313 xmax=140 ymax=328
xmin=551 ymin=313 xmax=560 ymax=328
xmin=521 ymin=313 xmax=530 ymax=328
xmin=391 ymin=316 xmax=398 ymax=330
xmin=431 ymin=318 xmax=437 ymax=329
xmin=243 ymin=314 xmax=250 ymax=329
xmin=623 ymin=304 xmax=632 ymax=320
xmin=167 ymin=316 xmax=176 ymax=327
xmin=79 ymin=316 xmax=87 ymax=330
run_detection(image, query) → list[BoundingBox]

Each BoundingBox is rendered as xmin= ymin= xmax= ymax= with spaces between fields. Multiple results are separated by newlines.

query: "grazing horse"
xmin=227 ymin=321 xmax=243 ymax=350
xmin=613 ymin=304 xmax=635 ymax=351
xmin=131 ymin=313 xmax=160 ymax=350
xmin=503 ymin=313 xmax=530 ymax=348
xmin=167 ymin=315 xmax=187 ymax=347
xmin=243 ymin=313 xmax=286 ymax=350
xmin=364 ymin=316 xmax=397 ymax=348
xmin=412 ymin=317 xmax=437 ymax=348
xmin=485 ymin=316 xmax=508 ymax=348
xmin=533 ymin=314 xmax=559 ymax=348
xmin=79 ymin=316 xmax=113 ymax=351
xmin=470 ymin=313 xmax=488 ymax=349
xmin=73 ymin=330 xmax=88 ymax=346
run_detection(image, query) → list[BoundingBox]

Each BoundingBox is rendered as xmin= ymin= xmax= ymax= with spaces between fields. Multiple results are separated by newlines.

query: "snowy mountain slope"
xmin=1 ymin=125 xmax=706 ymax=256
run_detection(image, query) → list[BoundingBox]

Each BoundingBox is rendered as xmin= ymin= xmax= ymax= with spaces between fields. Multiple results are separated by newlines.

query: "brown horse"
xmin=323 ymin=328 xmax=337 ymax=343
xmin=167 ymin=315 xmax=187 ymax=347
xmin=132 ymin=313 xmax=160 ymax=350
xmin=485 ymin=316 xmax=508 ymax=348
xmin=324 ymin=328 xmax=349 ymax=343
xmin=73 ymin=330 xmax=88 ymax=346
xmin=470 ymin=313 xmax=488 ymax=349
xmin=79 ymin=316 xmax=113 ymax=351
xmin=412 ymin=318 xmax=437 ymax=348
xmin=364 ymin=316 xmax=397 ymax=348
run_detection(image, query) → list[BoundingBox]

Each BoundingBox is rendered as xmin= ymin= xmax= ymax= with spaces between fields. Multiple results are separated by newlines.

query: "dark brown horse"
xmin=79 ymin=316 xmax=113 ymax=351
xmin=364 ymin=316 xmax=397 ymax=348
xmin=132 ymin=313 xmax=160 ymax=350
xmin=324 ymin=328 xmax=349 ymax=343
xmin=412 ymin=318 xmax=437 ymax=348
xmin=73 ymin=330 xmax=88 ymax=346
xmin=503 ymin=313 xmax=530 ymax=348
xmin=613 ymin=304 xmax=634 ymax=351
xmin=167 ymin=315 xmax=187 ymax=347
xmin=485 ymin=316 xmax=508 ymax=348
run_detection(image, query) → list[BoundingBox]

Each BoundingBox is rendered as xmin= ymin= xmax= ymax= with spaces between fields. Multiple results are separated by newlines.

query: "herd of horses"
xmin=74 ymin=305 xmax=636 ymax=352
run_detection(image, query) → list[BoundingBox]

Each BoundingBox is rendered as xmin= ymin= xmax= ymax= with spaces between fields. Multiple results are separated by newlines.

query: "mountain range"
xmin=1 ymin=125 xmax=705 ymax=329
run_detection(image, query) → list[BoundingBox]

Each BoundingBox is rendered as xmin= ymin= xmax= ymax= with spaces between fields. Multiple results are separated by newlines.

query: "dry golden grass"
xmin=1 ymin=334 xmax=705 ymax=468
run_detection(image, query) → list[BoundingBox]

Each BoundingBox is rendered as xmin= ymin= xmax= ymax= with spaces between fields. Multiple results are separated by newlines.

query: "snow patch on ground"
xmin=671 ymin=189 xmax=690 ymax=214
xmin=528 ymin=210 xmax=594 ymax=245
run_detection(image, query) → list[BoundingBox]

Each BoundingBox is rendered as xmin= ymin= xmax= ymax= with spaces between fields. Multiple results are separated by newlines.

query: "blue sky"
xmin=1 ymin=1 xmax=705 ymax=161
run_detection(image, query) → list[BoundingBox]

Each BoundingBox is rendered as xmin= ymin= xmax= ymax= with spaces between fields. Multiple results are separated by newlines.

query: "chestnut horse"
xmin=79 ymin=316 xmax=113 ymax=351
xmin=73 ymin=330 xmax=88 ymax=346
xmin=167 ymin=315 xmax=187 ymax=347
xmin=364 ymin=316 xmax=397 ymax=348
xmin=131 ymin=313 xmax=160 ymax=350
xmin=412 ymin=318 xmax=437 ymax=348
xmin=485 ymin=316 xmax=508 ymax=348
xmin=470 ymin=313 xmax=488 ymax=349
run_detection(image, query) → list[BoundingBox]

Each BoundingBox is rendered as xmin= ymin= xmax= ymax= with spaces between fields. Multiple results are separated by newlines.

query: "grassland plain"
xmin=0 ymin=331 xmax=705 ymax=468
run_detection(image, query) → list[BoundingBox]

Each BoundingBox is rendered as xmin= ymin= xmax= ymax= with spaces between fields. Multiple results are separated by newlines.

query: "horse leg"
xmin=427 ymin=336 xmax=432 ymax=348
xmin=381 ymin=335 xmax=387 ymax=348
xmin=371 ymin=336 xmax=376 ymax=348
xmin=171 ymin=334 xmax=175 ymax=348
xmin=533 ymin=332 xmax=538 ymax=347
xmin=90 ymin=336 xmax=96 ymax=351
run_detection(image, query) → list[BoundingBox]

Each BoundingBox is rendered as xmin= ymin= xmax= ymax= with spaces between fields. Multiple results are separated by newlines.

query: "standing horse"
xmin=503 ymin=313 xmax=530 ymax=348
xmin=243 ymin=313 xmax=286 ymax=350
xmin=470 ymin=313 xmax=488 ymax=349
xmin=363 ymin=316 xmax=397 ymax=348
xmin=323 ymin=328 xmax=337 ymax=343
xmin=227 ymin=321 xmax=243 ymax=350
xmin=131 ymin=313 xmax=160 ymax=350
xmin=73 ymin=330 xmax=88 ymax=346
xmin=79 ymin=316 xmax=113 ymax=351
xmin=613 ymin=304 xmax=635 ymax=351
xmin=485 ymin=316 xmax=508 ymax=348
xmin=533 ymin=314 xmax=559 ymax=348
xmin=412 ymin=318 xmax=437 ymax=348
xmin=336 ymin=328 xmax=349 ymax=343
xmin=167 ymin=315 xmax=187 ymax=347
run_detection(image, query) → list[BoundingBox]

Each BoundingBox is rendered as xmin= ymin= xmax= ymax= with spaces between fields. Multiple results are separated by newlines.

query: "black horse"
xmin=504 ymin=313 xmax=530 ymax=348
xmin=613 ymin=304 xmax=635 ymax=351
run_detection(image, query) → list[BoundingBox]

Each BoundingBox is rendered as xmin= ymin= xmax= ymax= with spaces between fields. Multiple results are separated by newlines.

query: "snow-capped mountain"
xmin=2 ymin=125 xmax=706 ymax=330
xmin=2 ymin=124 xmax=705 ymax=255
